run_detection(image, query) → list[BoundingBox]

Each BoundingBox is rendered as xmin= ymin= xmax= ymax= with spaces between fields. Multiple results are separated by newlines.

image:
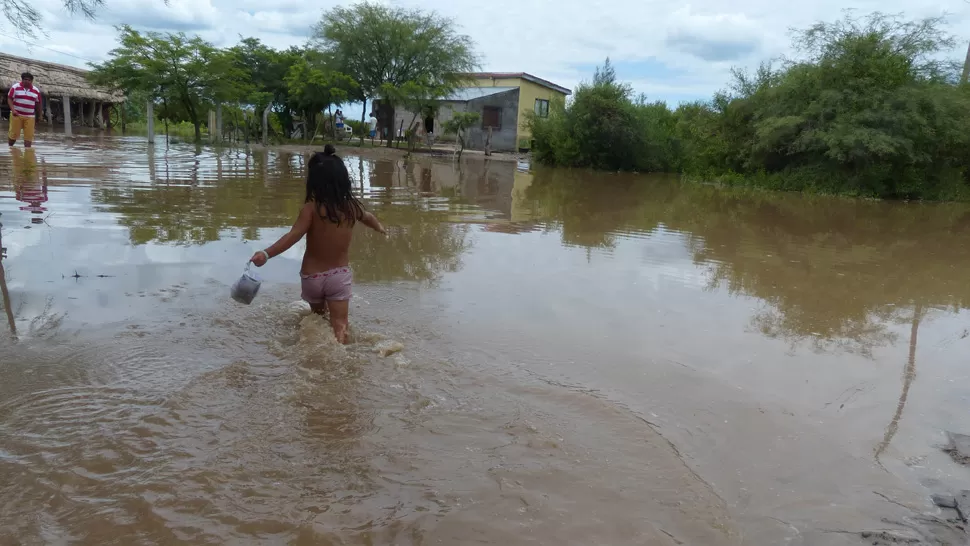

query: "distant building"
xmin=374 ymin=72 xmax=571 ymax=153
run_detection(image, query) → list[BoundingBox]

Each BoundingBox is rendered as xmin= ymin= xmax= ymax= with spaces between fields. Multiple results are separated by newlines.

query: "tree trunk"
xmin=262 ymin=105 xmax=270 ymax=146
xmin=359 ymin=100 xmax=366 ymax=147
xmin=485 ymin=127 xmax=493 ymax=156
xmin=384 ymin=105 xmax=392 ymax=148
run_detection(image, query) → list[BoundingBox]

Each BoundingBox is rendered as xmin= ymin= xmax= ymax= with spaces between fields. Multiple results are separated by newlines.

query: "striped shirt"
xmin=8 ymin=83 xmax=40 ymax=117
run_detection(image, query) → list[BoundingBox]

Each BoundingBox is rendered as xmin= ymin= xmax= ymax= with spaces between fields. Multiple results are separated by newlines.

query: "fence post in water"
xmin=261 ymin=105 xmax=270 ymax=146
xmin=44 ymin=97 xmax=52 ymax=126
xmin=208 ymin=110 xmax=217 ymax=143
xmin=216 ymin=103 xmax=223 ymax=144
xmin=146 ymin=101 xmax=155 ymax=144
xmin=62 ymin=95 xmax=72 ymax=137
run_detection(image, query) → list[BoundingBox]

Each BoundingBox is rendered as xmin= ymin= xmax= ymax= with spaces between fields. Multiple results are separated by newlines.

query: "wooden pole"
xmin=215 ymin=103 xmax=223 ymax=144
xmin=146 ymin=101 xmax=155 ymax=144
xmin=62 ymin=95 xmax=72 ymax=136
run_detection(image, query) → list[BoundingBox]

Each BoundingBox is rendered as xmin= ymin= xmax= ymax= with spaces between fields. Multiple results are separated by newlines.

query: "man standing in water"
xmin=7 ymin=72 xmax=41 ymax=148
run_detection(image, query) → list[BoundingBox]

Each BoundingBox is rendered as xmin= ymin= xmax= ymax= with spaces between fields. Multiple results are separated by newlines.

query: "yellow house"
xmin=461 ymin=72 xmax=571 ymax=150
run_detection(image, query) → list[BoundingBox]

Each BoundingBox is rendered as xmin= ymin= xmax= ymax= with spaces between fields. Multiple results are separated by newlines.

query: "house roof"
xmin=461 ymin=72 xmax=571 ymax=95
xmin=444 ymin=86 xmax=518 ymax=102
xmin=0 ymin=53 xmax=124 ymax=102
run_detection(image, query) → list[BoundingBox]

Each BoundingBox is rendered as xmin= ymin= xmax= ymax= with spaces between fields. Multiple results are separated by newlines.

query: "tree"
xmin=443 ymin=111 xmax=480 ymax=159
xmin=313 ymin=3 xmax=479 ymax=148
xmin=4 ymin=0 xmax=103 ymax=36
xmin=228 ymin=38 xmax=303 ymax=136
xmin=285 ymin=56 xmax=358 ymax=141
xmin=89 ymin=26 xmax=249 ymax=142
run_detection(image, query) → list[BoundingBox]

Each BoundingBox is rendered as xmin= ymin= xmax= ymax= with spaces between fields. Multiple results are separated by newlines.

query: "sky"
xmin=2 ymin=0 xmax=969 ymax=120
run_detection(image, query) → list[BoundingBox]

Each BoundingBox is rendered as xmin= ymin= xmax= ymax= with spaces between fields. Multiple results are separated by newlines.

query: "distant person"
xmin=334 ymin=109 xmax=344 ymax=131
xmin=367 ymin=112 xmax=377 ymax=141
xmin=250 ymin=144 xmax=386 ymax=344
xmin=7 ymin=72 xmax=40 ymax=148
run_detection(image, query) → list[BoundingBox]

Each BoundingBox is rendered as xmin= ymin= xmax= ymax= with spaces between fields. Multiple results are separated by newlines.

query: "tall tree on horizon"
xmin=312 ymin=2 xmax=479 ymax=147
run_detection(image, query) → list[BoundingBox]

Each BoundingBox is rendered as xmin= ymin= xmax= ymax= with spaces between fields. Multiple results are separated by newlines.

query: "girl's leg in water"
xmin=325 ymin=300 xmax=350 ymax=344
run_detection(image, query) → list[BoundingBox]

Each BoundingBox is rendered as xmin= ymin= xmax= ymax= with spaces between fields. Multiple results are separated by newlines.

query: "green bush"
xmin=530 ymin=59 xmax=679 ymax=173
xmin=530 ymin=12 xmax=970 ymax=200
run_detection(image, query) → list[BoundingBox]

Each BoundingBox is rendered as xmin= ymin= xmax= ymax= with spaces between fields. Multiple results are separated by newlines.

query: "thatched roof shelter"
xmin=0 ymin=52 xmax=123 ymax=103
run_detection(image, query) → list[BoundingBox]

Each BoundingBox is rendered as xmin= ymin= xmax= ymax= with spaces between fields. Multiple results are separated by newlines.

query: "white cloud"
xmin=0 ymin=0 xmax=967 ymax=104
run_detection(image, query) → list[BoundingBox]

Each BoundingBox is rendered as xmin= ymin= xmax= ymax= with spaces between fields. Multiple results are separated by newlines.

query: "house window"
xmin=534 ymin=99 xmax=549 ymax=118
xmin=482 ymin=106 xmax=501 ymax=130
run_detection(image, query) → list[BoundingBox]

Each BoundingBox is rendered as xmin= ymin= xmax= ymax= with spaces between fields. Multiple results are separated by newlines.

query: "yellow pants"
xmin=8 ymin=115 xmax=35 ymax=143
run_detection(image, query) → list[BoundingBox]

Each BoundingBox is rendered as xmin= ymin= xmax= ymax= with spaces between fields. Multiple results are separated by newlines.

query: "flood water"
xmin=2 ymin=133 xmax=970 ymax=545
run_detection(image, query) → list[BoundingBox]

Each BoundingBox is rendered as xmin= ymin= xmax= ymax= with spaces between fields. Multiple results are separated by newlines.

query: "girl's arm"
xmin=251 ymin=204 xmax=313 ymax=266
xmin=360 ymin=210 xmax=386 ymax=235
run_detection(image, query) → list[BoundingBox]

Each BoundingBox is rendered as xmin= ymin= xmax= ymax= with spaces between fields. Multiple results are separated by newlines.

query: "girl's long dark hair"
xmin=305 ymin=144 xmax=363 ymax=226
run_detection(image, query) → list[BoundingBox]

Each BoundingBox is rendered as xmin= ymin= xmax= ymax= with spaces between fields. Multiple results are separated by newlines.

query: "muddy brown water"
xmin=1 ymin=134 xmax=970 ymax=545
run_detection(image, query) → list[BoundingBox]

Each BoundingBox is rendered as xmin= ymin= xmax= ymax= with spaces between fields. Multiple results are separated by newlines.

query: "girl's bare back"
xmin=302 ymin=203 xmax=355 ymax=275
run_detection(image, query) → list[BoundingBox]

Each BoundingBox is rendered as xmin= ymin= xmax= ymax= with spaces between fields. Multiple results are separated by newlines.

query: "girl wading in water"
xmin=251 ymin=145 xmax=386 ymax=343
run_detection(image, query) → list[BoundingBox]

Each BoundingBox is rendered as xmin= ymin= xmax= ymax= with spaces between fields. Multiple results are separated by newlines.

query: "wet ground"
xmin=1 ymin=133 xmax=970 ymax=545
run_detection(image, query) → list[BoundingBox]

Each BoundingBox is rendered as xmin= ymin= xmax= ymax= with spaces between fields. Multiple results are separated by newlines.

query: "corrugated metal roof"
xmin=444 ymin=87 xmax=517 ymax=102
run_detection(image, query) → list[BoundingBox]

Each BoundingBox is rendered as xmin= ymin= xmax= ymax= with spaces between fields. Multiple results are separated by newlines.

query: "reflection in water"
xmin=874 ymin=303 xmax=924 ymax=463
xmin=0 ymin=231 xmax=14 ymax=338
xmin=4 ymin=140 xmax=970 ymax=543
xmin=11 ymin=147 xmax=48 ymax=222
xmin=525 ymin=168 xmax=970 ymax=356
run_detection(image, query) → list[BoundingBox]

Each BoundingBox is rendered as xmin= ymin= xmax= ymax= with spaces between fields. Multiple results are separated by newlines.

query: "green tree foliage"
xmin=313 ymin=3 xmax=479 ymax=147
xmin=534 ymin=13 xmax=970 ymax=201
xmin=285 ymin=56 xmax=358 ymax=141
xmin=88 ymin=26 xmax=250 ymax=142
xmin=4 ymin=0 xmax=102 ymax=36
xmin=226 ymin=39 xmax=303 ymax=135
xmin=530 ymin=59 xmax=678 ymax=172
xmin=443 ymin=112 xmax=480 ymax=159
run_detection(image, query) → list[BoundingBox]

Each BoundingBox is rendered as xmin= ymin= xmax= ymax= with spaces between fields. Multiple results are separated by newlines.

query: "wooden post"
xmin=62 ymin=95 xmax=72 ymax=136
xmin=146 ymin=101 xmax=155 ymax=144
xmin=484 ymin=127 xmax=493 ymax=156
xmin=261 ymin=105 xmax=270 ymax=146
xmin=121 ymin=102 xmax=127 ymax=133
xmin=44 ymin=96 xmax=52 ymax=126
xmin=962 ymin=41 xmax=970 ymax=84
xmin=215 ymin=103 xmax=223 ymax=144
xmin=94 ymin=102 xmax=103 ymax=129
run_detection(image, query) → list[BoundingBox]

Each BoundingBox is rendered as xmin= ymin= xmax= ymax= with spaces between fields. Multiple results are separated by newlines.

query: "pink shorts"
xmin=300 ymin=266 xmax=352 ymax=304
